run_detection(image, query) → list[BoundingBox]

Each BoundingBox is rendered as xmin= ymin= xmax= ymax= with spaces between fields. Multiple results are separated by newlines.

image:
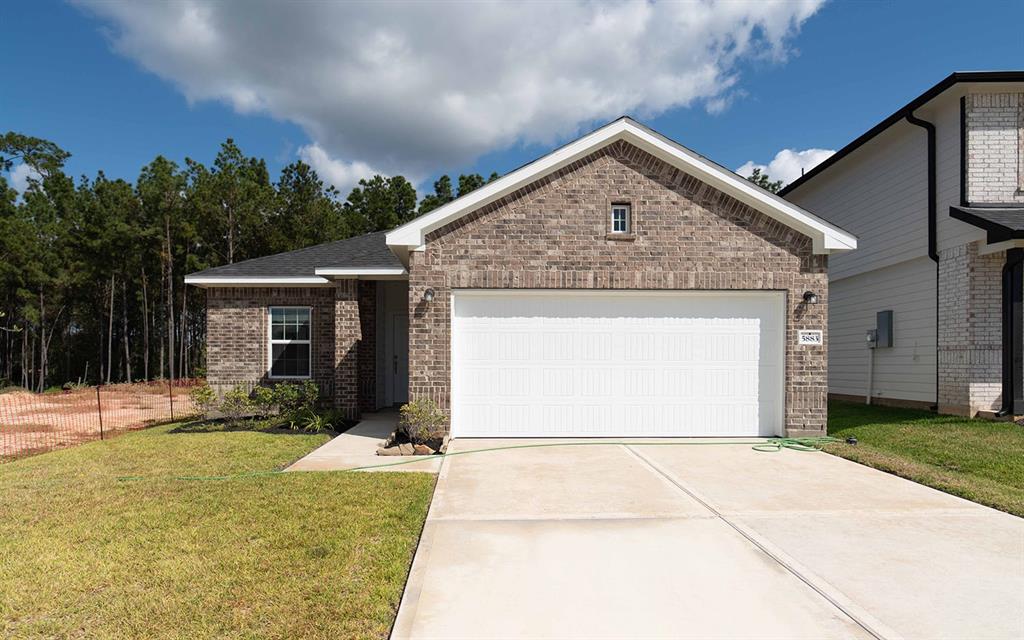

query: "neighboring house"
xmin=783 ymin=71 xmax=1024 ymax=417
xmin=185 ymin=118 xmax=856 ymax=437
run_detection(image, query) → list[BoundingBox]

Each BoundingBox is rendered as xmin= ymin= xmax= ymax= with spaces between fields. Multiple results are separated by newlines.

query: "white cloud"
xmin=297 ymin=143 xmax=386 ymax=195
xmin=76 ymin=0 xmax=824 ymax=180
xmin=736 ymin=148 xmax=834 ymax=186
xmin=7 ymin=163 xmax=41 ymax=194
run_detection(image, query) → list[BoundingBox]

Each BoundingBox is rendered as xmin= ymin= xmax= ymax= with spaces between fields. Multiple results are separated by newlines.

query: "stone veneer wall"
xmin=938 ymin=242 xmax=1003 ymax=415
xmin=966 ymin=92 xmax=1024 ymax=204
xmin=204 ymin=281 xmax=375 ymax=419
xmin=407 ymin=140 xmax=830 ymax=437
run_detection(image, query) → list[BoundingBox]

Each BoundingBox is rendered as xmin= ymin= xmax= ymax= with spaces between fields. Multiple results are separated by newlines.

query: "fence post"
xmin=169 ymin=376 xmax=174 ymax=421
xmin=96 ymin=385 xmax=104 ymax=441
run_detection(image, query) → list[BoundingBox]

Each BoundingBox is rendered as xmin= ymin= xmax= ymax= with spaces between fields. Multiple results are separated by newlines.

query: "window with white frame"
xmin=269 ymin=307 xmax=311 ymax=378
xmin=611 ymin=204 xmax=630 ymax=233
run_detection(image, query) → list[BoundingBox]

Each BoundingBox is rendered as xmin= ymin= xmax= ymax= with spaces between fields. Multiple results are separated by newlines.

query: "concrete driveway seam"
xmin=623 ymin=444 xmax=904 ymax=640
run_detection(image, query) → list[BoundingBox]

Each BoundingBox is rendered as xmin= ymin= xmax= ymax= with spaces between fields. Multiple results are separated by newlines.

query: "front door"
xmin=387 ymin=312 xmax=409 ymax=406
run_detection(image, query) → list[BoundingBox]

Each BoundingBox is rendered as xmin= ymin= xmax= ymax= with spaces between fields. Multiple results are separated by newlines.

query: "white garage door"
xmin=451 ymin=290 xmax=785 ymax=438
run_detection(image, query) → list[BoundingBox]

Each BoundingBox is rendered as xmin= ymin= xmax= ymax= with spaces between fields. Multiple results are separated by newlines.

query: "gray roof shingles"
xmin=186 ymin=231 xmax=402 ymax=279
xmin=950 ymin=206 xmax=1024 ymax=243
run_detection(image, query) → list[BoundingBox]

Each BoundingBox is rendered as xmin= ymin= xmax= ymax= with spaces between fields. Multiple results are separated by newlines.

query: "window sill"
xmin=606 ymin=233 xmax=636 ymax=242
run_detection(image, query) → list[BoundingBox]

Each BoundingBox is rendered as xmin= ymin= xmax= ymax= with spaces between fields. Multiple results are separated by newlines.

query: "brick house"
xmin=783 ymin=71 xmax=1024 ymax=417
xmin=185 ymin=118 xmax=856 ymax=437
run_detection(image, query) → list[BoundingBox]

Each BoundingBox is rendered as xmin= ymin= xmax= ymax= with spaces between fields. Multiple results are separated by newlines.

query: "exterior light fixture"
xmin=802 ymin=291 xmax=819 ymax=305
xmin=423 ymin=288 xmax=435 ymax=303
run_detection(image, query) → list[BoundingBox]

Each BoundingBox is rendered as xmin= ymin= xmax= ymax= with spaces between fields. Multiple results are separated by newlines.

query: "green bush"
xmin=273 ymin=381 xmax=320 ymax=418
xmin=293 ymin=409 xmax=332 ymax=433
xmin=250 ymin=385 xmax=276 ymax=419
xmin=220 ymin=385 xmax=253 ymax=426
xmin=398 ymin=398 xmax=447 ymax=446
xmin=189 ymin=384 xmax=218 ymax=419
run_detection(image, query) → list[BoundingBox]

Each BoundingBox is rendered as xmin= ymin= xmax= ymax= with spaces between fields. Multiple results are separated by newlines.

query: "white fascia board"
xmin=386 ymin=118 xmax=857 ymax=254
xmin=313 ymin=267 xmax=408 ymax=276
xmin=619 ymin=126 xmax=858 ymax=254
xmin=183 ymin=276 xmax=331 ymax=287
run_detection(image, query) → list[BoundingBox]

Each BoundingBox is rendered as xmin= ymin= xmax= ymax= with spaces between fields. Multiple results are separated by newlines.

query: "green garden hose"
xmin=116 ymin=436 xmax=841 ymax=482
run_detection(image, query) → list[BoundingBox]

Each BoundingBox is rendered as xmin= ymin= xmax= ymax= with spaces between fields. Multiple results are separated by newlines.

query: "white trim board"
xmin=313 ymin=267 xmax=408 ymax=277
xmin=184 ymin=276 xmax=332 ymax=287
xmin=386 ymin=117 xmax=857 ymax=255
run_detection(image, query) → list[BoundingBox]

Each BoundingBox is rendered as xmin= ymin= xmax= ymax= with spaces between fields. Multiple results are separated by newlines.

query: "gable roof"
xmin=780 ymin=71 xmax=1024 ymax=197
xmin=184 ymin=231 xmax=405 ymax=287
xmin=386 ymin=117 xmax=857 ymax=254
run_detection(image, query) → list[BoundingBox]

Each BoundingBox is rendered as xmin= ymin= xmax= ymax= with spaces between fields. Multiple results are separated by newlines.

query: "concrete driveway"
xmin=392 ymin=439 xmax=1024 ymax=640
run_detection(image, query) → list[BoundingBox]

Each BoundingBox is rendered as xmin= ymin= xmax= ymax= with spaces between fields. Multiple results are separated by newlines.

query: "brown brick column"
xmin=357 ymin=280 xmax=377 ymax=412
xmin=333 ymin=280 xmax=360 ymax=419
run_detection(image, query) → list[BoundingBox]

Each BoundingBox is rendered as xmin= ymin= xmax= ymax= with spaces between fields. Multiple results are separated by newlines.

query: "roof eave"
xmin=781 ymin=71 xmax=1024 ymax=196
xmin=183 ymin=276 xmax=333 ymax=288
xmin=387 ymin=118 xmax=856 ymax=254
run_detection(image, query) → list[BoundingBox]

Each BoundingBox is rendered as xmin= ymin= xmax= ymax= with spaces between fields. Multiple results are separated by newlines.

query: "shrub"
xmin=220 ymin=385 xmax=253 ymax=425
xmin=273 ymin=381 xmax=320 ymax=417
xmin=189 ymin=384 xmax=218 ymax=419
xmin=250 ymin=385 xmax=276 ymax=419
xmin=398 ymin=398 xmax=447 ymax=446
xmin=294 ymin=409 xmax=332 ymax=433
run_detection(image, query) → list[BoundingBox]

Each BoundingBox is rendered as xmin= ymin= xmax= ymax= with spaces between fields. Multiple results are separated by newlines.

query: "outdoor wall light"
xmin=423 ymin=288 xmax=435 ymax=303
xmin=802 ymin=291 xmax=819 ymax=305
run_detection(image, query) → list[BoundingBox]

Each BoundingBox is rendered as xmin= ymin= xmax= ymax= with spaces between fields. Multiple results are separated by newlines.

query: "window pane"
xmin=271 ymin=325 xmax=285 ymax=340
xmin=271 ymin=343 xmax=310 ymax=377
xmin=271 ymin=308 xmax=285 ymax=324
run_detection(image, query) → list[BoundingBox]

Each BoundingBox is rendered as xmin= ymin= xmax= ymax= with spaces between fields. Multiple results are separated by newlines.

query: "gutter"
xmin=904 ymin=111 xmax=940 ymax=409
xmin=781 ymin=71 xmax=1024 ymax=197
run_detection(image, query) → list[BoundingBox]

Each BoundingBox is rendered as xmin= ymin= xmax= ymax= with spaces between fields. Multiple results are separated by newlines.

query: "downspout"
xmin=999 ymin=250 xmax=1023 ymax=417
xmin=904 ymin=111 xmax=939 ymax=409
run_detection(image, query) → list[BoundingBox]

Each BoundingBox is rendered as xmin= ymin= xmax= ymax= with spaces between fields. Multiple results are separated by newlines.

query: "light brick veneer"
xmin=938 ymin=242 xmax=1003 ymax=415
xmin=966 ymin=92 xmax=1024 ymax=204
xmin=408 ymin=140 xmax=829 ymax=436
xmin=205 ymin=281 xmax=376 ymax=419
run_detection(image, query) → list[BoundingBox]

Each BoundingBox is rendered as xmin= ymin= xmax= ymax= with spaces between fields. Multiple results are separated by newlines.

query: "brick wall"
xmin=408 ymin=140 xmax=829 ymax=436
xmin=206 ymin=286 xmax=336 ymax=397
xmin=204 ymin=283 xmax=373 ymax=418
xmin=938 ymin=242 xmax=1003 ymax=415
xmin=966 ymin=92 xmax=1024 ymax=204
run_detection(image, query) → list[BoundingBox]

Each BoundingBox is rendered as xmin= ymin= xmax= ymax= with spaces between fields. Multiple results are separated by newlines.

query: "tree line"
xmin=0 ymin=132 xmax=497 ymax=391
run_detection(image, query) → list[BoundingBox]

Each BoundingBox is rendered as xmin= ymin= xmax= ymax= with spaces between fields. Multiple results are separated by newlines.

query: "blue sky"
xmin=2 ymin=1 xmax=1021 ymax=195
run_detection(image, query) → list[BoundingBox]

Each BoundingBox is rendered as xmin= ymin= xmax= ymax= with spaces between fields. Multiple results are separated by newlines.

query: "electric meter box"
xmin=876 ymin=310 xmax=893 ymax=348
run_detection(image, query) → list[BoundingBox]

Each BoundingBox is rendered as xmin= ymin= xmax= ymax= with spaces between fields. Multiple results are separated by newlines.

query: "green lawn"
xmin=0 ymin=423 xmax=434 ymax=639
xmin=827 ymin=400 xmax=1024 ymax=517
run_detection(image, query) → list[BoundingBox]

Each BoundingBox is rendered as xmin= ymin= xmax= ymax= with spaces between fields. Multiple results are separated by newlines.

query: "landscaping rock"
xmin=413 ymin=444 xmax=435 ymax=456
xmin=377 ymin=443 xmax=416 ymax=456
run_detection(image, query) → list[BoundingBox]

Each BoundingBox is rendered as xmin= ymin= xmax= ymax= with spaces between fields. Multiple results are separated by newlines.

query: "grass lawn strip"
xmin=0 ymin=423 xmax=434 ymax=639
xmin=827 ymin=400 xmax=1024 ymax=518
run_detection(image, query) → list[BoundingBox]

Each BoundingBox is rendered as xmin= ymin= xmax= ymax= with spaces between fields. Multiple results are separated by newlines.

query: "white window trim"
xmin=611 ymin=203 xmax=631 ymax=234
xmin=267 ymin=306 xmax=313 ymax=380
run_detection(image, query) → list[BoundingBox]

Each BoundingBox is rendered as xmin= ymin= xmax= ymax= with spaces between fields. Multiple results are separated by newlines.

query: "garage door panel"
xmin=452 ymin=291 xmax=784 ymax=437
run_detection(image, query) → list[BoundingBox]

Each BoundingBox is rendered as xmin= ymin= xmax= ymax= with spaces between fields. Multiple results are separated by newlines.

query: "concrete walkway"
xmin=286 ymin=410 xmax=441 ymax=473
xmin=392 ymin=439 xmax=1024 ymax=639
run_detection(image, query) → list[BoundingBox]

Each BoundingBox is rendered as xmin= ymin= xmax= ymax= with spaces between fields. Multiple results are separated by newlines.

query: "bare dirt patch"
xmin=0 ymin=382 xmax=198 ymax=460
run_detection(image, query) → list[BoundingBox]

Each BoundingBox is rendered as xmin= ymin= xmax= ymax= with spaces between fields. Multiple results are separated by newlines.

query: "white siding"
xmin=787 ymin=122 xmax=929 ymax=281
xmin=931 ymin=90 xmax=987 ymax=252
xmin=829 ymin=257 xmax=937 ymax=403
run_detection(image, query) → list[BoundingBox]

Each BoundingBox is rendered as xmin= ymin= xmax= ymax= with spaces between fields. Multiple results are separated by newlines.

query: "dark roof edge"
xmin=950 ymin=205 xmax=1024 ymax=243
xmin=780 ymin=71 xmax=1024 ymax=197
